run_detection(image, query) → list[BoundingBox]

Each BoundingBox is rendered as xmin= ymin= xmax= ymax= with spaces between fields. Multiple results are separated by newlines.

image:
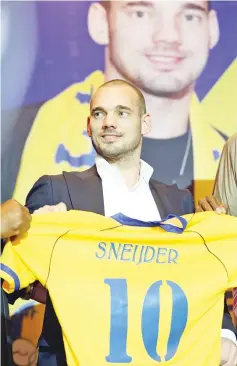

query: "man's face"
xmin=87 ymin=85 xmax=143 ymax=160
xmin=106 ymin=0 xmax=216 ymax=96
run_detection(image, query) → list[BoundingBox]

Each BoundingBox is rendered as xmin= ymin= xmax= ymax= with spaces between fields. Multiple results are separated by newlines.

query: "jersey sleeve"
xmin=1 ymin=213 xmax=71 ymax=294
xmin=1 ymin=240 xmax=35 ymax=294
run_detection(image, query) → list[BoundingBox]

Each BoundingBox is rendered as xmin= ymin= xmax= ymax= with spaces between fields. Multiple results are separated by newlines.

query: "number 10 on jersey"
xmin=105 ymin=279 xmax=188 ymax=363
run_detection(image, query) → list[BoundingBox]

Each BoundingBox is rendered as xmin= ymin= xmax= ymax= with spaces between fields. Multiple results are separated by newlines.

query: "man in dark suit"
xmin=18 ymin=79 xmax=236 ymax=365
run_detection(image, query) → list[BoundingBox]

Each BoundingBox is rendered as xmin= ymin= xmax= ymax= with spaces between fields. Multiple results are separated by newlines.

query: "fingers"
xmin=22 ymin=206 xmax=32 ymax=228
xmin=215 ymin=204 xmax=227 ymax=215
xmin=17 ymin=205 xmax=32 ymax=236
xmin=12 ymin=202 xmax=66 ymax=240
xmin=12 ymin=338 xmax=38 ymax=366
xmin=197 ymin=198 xmax=213 ymax=212
xmin=1 ymin=200 xmax=32 ymax=239
xmin=206 ymin=196 xmax=227 ymax=213
xmin=206 ymin=196 xmax=221 ymax=210
xmin=196 ymin=196 xmax=215 ymax=212
xmin=196 ymin=196 xmax=227 ymax=214
xmin=33 ymin=202 xmax=67 ymax=214
xmin=56 ymin=202 xmax=67 ymax=212
xmin=33 ymin=205 xmax=52 ymax=214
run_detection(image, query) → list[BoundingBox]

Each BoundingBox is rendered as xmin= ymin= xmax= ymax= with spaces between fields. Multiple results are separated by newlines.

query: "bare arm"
xmin=213 ymin=133 xmax=237 ymax=217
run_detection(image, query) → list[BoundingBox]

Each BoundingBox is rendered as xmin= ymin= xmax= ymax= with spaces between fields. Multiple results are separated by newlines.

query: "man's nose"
xmin=152 ymin=13 xmax=182 ymax=46
xmin=102 ymin=114 xmax=117 ymax=129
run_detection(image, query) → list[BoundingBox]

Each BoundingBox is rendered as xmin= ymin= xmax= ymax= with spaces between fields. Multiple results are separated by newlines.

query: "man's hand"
xmin=220 ymin=338 xmax=237 ymax=365
xmin=33 ymin=202 xmax=67 ymax=214
xmin=1 ymin=199 xmax=32 ymax=240
xmin=12 ymin=338 xmax=38 ymax=366
xmin=196 ymin=196 xmax=227 ymax=214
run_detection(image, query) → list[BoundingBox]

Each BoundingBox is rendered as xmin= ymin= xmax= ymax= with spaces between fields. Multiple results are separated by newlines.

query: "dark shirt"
xmin=141 ymin=132 xmax=194 ymax=194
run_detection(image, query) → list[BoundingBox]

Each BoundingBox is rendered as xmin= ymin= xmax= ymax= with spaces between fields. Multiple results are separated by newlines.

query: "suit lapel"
xmin=150 ymin=180 xmax=177 ymax=219
xmin=63 ymin=167 xmax=105 ymax=215
xmin=149 ymin=182 xmax=166 ymax=219
xmin=62 ymin=167 xmax=181 ymax=219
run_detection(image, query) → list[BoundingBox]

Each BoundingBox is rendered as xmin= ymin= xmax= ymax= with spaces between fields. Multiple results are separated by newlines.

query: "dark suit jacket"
xmin=26 ymin=166 xmax=194 ymax=217
xmin=22 ymin=166 xmax=235 ymax=364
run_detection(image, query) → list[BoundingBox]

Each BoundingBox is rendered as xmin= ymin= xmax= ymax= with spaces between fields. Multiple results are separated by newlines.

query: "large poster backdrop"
xmin=1 ymin=0 xmax=237 ymax=364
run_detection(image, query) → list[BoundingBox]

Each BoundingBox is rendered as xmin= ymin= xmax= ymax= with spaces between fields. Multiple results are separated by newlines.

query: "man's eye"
xmin=94 ymin=111 xmax=105 ymax=119
xmin=129 ymin=9 xmax=149 ymax=19
xmin=135 ymin=10 xmax=145 ymax=18
xmin=185 ymin=14 xmax=195 ymax=21
xmin=118 ymin=111 xmax=129 ymax=117
xmin=183 ymin=12 xmax=201 ymax=23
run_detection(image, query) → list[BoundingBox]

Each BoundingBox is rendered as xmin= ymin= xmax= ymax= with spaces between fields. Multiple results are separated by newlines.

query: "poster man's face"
xmin=90 ymin=0 xmax=219 ymax=96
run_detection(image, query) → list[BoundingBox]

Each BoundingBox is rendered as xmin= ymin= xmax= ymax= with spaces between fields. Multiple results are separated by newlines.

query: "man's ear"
xmin=88 ymin=3 xmax=109 ymax=46
xmin=208 ymin=10 xmax=220 ymax=49
xmin=141 ymin=114 xmax=152 ymax=136
xmin=87 ymin=117 xmax=92 ymax=137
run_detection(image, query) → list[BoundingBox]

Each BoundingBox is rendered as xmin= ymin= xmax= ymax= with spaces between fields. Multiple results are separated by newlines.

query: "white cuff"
xmin=221 ymin=329 xmax=237 ymax=344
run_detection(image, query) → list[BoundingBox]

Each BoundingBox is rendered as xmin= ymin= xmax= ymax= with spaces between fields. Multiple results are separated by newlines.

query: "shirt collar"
xmin=139 ymin=159 xmax=154 ymax=184
xmin=95 ymin=155 xmax=154 ymax=185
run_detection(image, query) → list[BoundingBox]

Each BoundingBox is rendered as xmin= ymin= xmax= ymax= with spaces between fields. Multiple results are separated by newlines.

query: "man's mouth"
xmin=145 ymin=53 xmax=185 ymax=70
xmin=101 ymin=134 xmax=122 ymax=142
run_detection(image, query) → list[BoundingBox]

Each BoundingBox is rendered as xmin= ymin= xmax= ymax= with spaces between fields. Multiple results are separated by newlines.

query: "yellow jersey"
xmin=13 ymin=59 xmax=237 ymax=205
xmin=1 ymin=211 xmax=237 ymax=366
